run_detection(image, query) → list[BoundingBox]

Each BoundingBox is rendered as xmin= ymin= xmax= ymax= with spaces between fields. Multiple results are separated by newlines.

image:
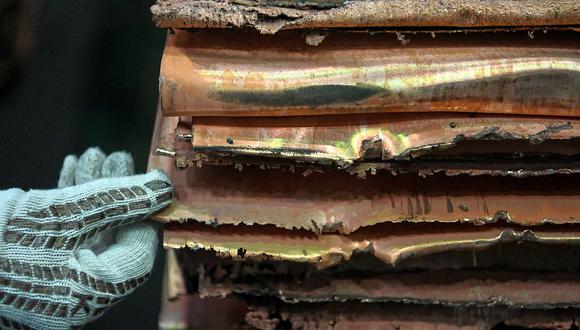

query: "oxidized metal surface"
xmin=153 ymin=163 xmax=580 ymax=232
xmin=161 ymin=245 xmax=580 ymax=328
xmin=243 ymin=299 xmax=579 ymax=330
xmin=151 ymin=0 xmax=580 ymax=33
xmin=346 ymin=161 xmax=580 ymax=179
xmin=160 ymin=29 xmax=580 ymax=117
xmin=149 ymin=110 xmax=580 ymax=177
xmin=153 ymin=1 xmax=580 ymax=327
xmin=199 ymin=271 xmax=580 ymax=307
xmin=164 ymin=222 xmax=580 ymax=267
xmin=158 ymin=249 xmax=249 ymax=330
xmin=191 ymin=113 xmax=580 ymax=164
xmin=148 ymin=111 xmax=580 ymax=232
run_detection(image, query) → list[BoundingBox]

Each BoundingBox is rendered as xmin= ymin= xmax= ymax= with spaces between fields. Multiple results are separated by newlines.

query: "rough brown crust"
xmin=151 ymin=0 xmax=580 ymax=34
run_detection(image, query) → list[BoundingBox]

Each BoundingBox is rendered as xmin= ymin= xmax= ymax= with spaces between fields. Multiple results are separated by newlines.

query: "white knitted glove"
xmin=0 ymin=148 xmax=172 ymax=330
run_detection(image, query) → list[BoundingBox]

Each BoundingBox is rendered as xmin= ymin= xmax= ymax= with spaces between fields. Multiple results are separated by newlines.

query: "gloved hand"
xmin=0 ymin=148 xmax=172 ymax=330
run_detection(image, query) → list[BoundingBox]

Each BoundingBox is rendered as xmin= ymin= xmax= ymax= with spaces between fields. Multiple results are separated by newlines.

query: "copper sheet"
xmin=151 ymin=0 xmax=580 ymax=33
xmin=199 ymin=271 xmax=580 ymax=307
xmin=159 ymin=294 xmax=579 ymax=330
xmin=160 ymin=257 xmax=580 ymax=329
xmin=150 ymin=107 xmax=580 ymax=176
xmin=153 ymin=161 xmax=580 ymax=232
xmin=164 ymin=222 xmax=580 ymax=267
xmin=160 ymin=30 xmax=580 ymax=117
xmin=244 ymin=299 xmax=578 ymax=330
xmin=147 ymin=109 xmax=580 ymax=232
xmin=167 ymin=120 xmax=580 ymax=177
xmin=191 ymin=113 xmax=580 ymax=164
xmin=184 ymin=245 xmax=580 ymax=308
xmin=150 ymin=110 xmax=580 ymax=175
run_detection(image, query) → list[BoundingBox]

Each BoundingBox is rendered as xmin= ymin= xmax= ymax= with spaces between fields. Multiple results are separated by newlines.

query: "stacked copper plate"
xmin=148 ymin=1 xmax=580 ymax=328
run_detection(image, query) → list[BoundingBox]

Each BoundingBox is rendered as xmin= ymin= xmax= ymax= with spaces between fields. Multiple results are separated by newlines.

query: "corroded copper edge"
xmin=151 ymin=0 xmax=580 ymax=33
xmin=150 ymin=109 xmax=580 ymax=177
xmin=164 ymin=222 xmax=580 ymax=267
xmin=149 ymin=109 xmax=580 ymax=232
xmin=191 ymin=113 xmax=580 ymax=163
xmin=199 ymin=271 xmax=580 ymax=308
xmin=243 ymin=298 xmax=578 ymax=330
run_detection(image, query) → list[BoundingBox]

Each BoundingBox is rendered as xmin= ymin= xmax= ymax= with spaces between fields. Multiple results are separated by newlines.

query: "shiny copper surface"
xmin=191 ymin=113 xmax=580 ymax=164
xmin=160 ymin=30 xmax=580 ymax=117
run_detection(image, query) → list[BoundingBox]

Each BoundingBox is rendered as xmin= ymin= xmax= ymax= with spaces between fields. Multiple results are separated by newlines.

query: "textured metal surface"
xmin=160 ymin=247 xmax=580 ymax=329
xmin=243 ymin=299 xmax=579 ymax=330
xmin=151 ymin=0 xmax=580 ymax=33
xmin=152 ymin=1 xmax=580 ymax=327
xmin=199 ymin=271 xmax=580 ymax=307
xmin=164 ymin=222 xmax=580 ymax=267
xmin=160 ymin=29 xmax=580 ymax=117
xmin=158 ymin=292 xmax=580 ymax=330
xmin=153 ymin=162 xmax=580 ymax=232
xmin=150 ymin=110 xmax=580 ymax=176
xmin=150 ymin=111 xmax=580 ymax=177
xmin=191 ymin=113 xmax=580 ymax=165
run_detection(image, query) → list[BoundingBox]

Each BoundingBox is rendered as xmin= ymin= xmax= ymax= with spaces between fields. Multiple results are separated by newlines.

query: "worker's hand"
xmin=0 ymin=148 xmax=172 ymax=330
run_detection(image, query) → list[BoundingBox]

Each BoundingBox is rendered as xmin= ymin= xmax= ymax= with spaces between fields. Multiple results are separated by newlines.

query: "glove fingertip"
xmin=102 ymin=151 xmax=135 ymax=178
xmin=75 ymin=147 xmax=106 ymax=184
xmin=57 ymin=155 xmax=78 ymax=188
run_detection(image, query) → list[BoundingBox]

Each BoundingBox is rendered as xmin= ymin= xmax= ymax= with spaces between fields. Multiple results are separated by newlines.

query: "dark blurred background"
xmin=0 ymin=0 xmax=167 ymax=328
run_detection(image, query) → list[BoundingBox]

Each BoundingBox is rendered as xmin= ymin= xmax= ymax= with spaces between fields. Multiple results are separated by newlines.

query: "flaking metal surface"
xmin=151 ymin=0 xmax=580 ymax=33
xmin=191 ymin=113 xmax=580 ymax=164
xmin=163 ymin=236 xmax=580 ymax=328
xmin=150 ymin=106 xmax=580 ymax=177
xmin=160 ymin=30 xmax=580 ymax=117
xmin=151 ymin=1 xmax=580 ymax=327
xmin=164 ymin=222 xmax=580 ymax=267
xmin=153 ymin=163 xmax=580 ymax=232
xmin=199 ymin=271 xmax=580 ymax=308
xmin=243 ymin=298 xmax=579 ymax=330
xmin=148 ymin=110 xmax=580 ymax=232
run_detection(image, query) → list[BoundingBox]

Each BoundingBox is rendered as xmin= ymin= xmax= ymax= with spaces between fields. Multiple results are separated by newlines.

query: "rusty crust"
xmin=160 ymin=29 xmax=580 ymax=117
xmin=151 ymin=0 xmax=580 ymax=33
xmin=191 ymin=113 xmax=580 ymax=165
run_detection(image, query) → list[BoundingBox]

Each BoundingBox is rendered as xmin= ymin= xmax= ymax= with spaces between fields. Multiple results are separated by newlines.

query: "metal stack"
xmin=147 ymin=1 xmax=580 ymax=329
